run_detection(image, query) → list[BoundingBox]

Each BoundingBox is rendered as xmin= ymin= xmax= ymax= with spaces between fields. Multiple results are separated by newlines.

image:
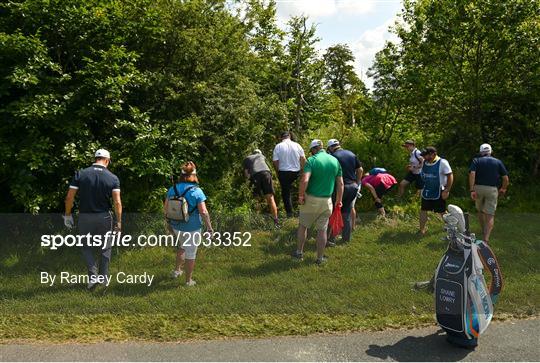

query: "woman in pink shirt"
xmin=361 ymin=171 xmax=397 ymax=217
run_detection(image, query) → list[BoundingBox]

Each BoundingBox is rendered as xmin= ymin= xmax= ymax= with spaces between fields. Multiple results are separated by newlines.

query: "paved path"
xmin=1 ymin=318 xmax=538 ymax=361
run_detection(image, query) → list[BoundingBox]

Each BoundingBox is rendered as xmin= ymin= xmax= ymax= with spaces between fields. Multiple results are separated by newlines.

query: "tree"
xmin=370 ymin=0 xmax=540 ymax=174
xmin=282 ymin=16 xmax=325 ymax=133
xmin=323 ymin=43 xmax=368 ymax=127
xmin=0 ymin=0 xmax=285 ymax=212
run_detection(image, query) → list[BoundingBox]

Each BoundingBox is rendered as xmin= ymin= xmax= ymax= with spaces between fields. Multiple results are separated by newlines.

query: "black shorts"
xmin=404 ymin=172 xmax=424 ymax=189
xmin=375 ymin=184 xmax=394 ymax=198
xmin=421 ymin=197 xmax=446 ymax=213
xmin=251 ymin=171 xmax=274 ymax=196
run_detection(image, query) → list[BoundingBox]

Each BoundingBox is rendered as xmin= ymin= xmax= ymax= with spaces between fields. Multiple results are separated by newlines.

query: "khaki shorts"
xmin=299 ymin=194 xmax=332 ymax=230
xmin=475 ymin=185 xmax=499 ymax=215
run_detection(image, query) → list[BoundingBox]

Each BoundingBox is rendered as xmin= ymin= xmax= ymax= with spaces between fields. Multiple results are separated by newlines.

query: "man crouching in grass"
xmin=292 ymin=139 xmax=343 ymax=265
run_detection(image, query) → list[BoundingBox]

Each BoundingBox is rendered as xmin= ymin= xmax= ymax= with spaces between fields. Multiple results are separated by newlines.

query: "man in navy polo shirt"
xmin=327 ymin=139 xmax=363 ymax=244
xmin=64 ymin=149 xmax=122 ymax=289
xmin=469 ymin=143 xmax=509 ymax=243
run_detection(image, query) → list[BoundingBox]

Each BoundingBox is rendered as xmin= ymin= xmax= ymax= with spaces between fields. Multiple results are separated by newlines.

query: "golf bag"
xmin=434 ymin=205 xmax=503 ymax=348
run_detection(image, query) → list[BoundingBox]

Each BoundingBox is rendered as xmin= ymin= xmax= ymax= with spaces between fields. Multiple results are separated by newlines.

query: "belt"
xmin=79 ymin=211 xmax=112 ymax=214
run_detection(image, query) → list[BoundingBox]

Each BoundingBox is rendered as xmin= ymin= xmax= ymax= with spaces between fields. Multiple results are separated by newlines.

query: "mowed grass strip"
xmin=1 ymin=212 xmax=538 ymax=341
xmin=0 ymin=313 xmax=436 ymax=342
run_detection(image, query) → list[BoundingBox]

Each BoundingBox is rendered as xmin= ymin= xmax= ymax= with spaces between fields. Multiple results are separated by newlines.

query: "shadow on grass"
xmin=100 ymin=273 xmax=178 ymax=297
xmin=0 ymin=245 xmax=84 ymax=278
xmin=377 ymin=230 xmax=420 ymax=245
xmin=365 ymin=330 xmax=473 ymax=361
xmin=230 ymin=257 xmax=303 ymax=277
xmin=355 ymin=212 xmax=379 ymax=226
xmin=0 ymin=271 xmax=185 ymax=300
xmin=425 ymin=240 xmax=447 ymax=251
xmin=261 ymin=227 xmax=323 ymax=256
xmin=0 ymin=282 xmax=87 ymax=301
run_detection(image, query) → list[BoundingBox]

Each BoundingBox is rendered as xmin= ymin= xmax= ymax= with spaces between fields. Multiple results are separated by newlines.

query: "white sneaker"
xmin=185 ymin=280 xmax=196 ymax=287
xmin=171 ymin=270 xmax=183 ymax=278
xmin=87 ymin=281 xmax=98 ymax=290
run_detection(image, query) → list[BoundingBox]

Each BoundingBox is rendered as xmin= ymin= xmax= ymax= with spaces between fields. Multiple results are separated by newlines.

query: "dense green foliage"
xmin=1 ymin=0 xmax=538 ymax=213
xmin=369 ymin=0 xmax=540 ymax=174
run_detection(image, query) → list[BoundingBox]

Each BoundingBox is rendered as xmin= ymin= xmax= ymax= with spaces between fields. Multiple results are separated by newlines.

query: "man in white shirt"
xmin=273 ymin=132 xmax=306 ymax=217
xmin=398 ymin=140 xmax=424 ymax=197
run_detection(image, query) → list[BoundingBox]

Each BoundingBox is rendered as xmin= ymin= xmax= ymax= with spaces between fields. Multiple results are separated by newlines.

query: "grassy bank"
xmin=1 ymin=210 xmax=538 ymax=342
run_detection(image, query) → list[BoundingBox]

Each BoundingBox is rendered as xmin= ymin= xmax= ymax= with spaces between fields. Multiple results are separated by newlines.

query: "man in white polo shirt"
xmin=399 ymin=139 xmax=424 ymax=197
xmin=273 ymin=132 xmax=306 ymax=217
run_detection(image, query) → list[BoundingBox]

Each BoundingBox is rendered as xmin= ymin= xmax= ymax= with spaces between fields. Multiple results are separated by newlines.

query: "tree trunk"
xmin=533 ymin=152 xmax=540 ymax=177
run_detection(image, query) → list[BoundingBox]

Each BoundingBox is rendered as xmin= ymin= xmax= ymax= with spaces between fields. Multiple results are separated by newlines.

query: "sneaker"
xmin=171 ymin=270 xmax=183 ymax=279
xmin=315 ymin=256 xmax=328 ymax=265
xmin=326 ymin=240 xmax=336 ymax=247
xmin=87 ymin=281 xmax=98 ymax=290
xmin=413 ymin=277 xmax=435 ymax=293
xmin=185 ymin=280 xmax=196 ymax=287
xmin=291 ymin=251 xmax=303 ymax=260
xmin=273 ymin=219 xmax=281 ymax=229
xmin=413 ymin=280 xmax=431 ymax=290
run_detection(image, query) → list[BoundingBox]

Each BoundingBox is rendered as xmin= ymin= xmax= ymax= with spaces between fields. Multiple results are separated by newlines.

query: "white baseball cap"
xmin=95 ymin=149 xmax=111 ymax=159
xmin=309 ymin=139 xmax=323 ymax=149
xmin=479 ymin=143 xmax=492 ymax=154
xmin=327 ymin=139 xmax=340 ymax=148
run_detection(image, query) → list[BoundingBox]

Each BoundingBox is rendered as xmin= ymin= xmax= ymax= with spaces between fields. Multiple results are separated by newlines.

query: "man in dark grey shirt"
xmin=64 ymin=149 xmax=122 ymax=289
xmin=243 ymin=149 xmax=279 ymax=227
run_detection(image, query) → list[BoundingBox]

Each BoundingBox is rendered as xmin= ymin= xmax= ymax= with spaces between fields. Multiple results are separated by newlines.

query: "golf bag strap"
xmin=476 ymin=241 xmax=503 ymax=301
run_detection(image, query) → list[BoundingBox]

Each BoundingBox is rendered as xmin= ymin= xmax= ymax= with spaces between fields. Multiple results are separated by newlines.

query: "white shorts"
xmin=173 ymin=229 xmax=200 ymax=260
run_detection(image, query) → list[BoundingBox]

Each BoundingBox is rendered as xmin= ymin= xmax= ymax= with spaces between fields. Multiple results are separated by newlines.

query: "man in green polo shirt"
xmin=292 ymin=139 xmax=344 ymax=265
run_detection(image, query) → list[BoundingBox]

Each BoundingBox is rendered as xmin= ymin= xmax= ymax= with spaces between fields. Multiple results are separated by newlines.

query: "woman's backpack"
xmin=165 ymin=185 xmax=197 ymax=222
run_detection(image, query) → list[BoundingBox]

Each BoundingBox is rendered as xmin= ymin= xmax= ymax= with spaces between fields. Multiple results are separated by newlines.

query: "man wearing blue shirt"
xmin=327 ymin=139 xmax=363 ymax=244
xmin=469 ymin=144 xmax=509 ymax=243
xmin=64 ymin=149 xmax=122 ymax=290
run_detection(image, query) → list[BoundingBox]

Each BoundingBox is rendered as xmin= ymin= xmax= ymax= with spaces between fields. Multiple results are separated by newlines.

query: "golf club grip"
xmin=464 ymin=212 xmax=470 ymax=235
